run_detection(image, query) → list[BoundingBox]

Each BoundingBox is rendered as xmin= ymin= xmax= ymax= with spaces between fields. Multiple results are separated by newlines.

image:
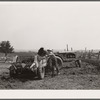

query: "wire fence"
xmin=80 ymin=51 xmax=100 ymax=66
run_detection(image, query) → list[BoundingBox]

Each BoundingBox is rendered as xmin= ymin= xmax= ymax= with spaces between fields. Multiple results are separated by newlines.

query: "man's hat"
xmin=47 ymin=49 xmax=54 ymax=55
xmin=47 ymin=49 xmax=52 ymax=52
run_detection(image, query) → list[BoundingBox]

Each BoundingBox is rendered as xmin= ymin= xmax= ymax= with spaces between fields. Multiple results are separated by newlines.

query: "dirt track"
xmin=0 ymin=62 xmax=100 ymax=89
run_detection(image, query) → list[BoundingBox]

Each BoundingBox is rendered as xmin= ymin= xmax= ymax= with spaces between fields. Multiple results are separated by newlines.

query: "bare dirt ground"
xmin=0 ymin=62 xmax=100 ymax=89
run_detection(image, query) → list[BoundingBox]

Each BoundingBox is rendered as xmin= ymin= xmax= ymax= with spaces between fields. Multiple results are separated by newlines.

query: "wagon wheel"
xmin=37 ymin=66 xmax=45 ymax=79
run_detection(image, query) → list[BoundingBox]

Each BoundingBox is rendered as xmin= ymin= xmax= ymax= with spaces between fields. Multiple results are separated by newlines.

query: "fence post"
xmin=98 ymin=51 xmax=100 ymax=60
xmin=88 ymin=50 xmax=91 ymax=59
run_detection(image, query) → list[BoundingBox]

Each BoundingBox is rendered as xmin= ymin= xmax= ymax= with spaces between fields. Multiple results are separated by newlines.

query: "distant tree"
xmin=0 ymin=41 xmax=14 ymax=57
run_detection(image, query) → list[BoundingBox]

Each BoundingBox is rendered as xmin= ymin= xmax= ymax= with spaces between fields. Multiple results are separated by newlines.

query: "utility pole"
xmin=71 ymin=47 xmax=73 ymax=51
xmin=85 ymin=47 xmax=87 ymax=52
xmin=85 ymin=47 xmax=87 ymax=59
xmin=66 ymin=44 xmax=68 ymax=51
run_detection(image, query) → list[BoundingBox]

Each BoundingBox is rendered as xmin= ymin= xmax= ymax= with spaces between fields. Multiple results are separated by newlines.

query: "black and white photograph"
xmin=0 ymin=1 xmax=100 ymax=92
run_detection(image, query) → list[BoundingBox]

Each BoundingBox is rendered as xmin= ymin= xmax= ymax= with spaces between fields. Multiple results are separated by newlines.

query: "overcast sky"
xmin=0 ymin=2 xmax=100 ymax=51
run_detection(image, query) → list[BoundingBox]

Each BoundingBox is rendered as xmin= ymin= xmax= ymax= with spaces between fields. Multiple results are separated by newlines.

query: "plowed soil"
xmin=0 ymin=62 xmax=100 ymax=89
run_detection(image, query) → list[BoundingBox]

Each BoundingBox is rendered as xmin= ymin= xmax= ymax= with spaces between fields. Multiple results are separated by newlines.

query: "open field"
xmin=0 ymin=61 xmax=100 ymax=89
xmin=0 ymin=52 xmax=36 ymax=63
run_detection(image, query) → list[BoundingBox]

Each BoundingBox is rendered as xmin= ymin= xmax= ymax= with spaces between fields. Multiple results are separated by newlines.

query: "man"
xmin=30 ymin=47 xmax=47 ymax=69
xmin=37 ymin=47 xmax=47 ymax=57
xmin=47 ymin=49 xmax=60 ymax=77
